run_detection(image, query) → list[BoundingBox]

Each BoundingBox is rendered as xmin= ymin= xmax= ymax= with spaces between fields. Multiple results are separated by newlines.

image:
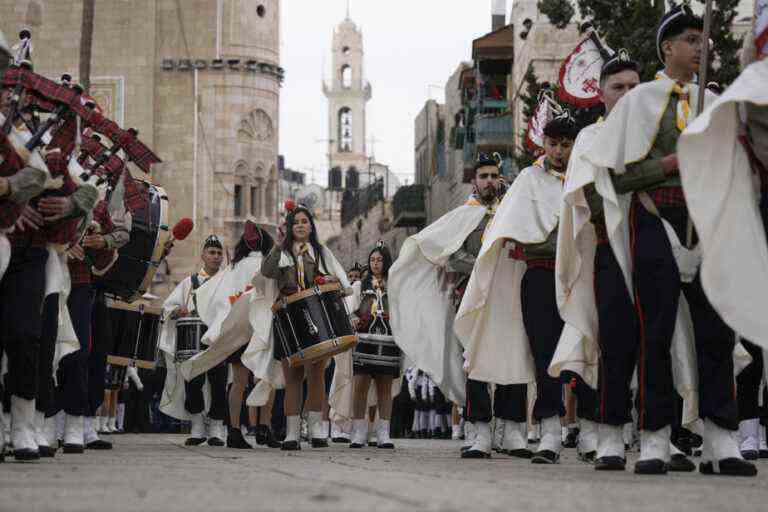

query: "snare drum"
xmin=353 ymin=317 xmax=402 ymax=376
xmin=175 ymin=317 xmax=207 ymax=363
xmin=106 ymin=299 xmax=162 ymax=370
xmin=272 ymin=283 xmax=357 ymax=367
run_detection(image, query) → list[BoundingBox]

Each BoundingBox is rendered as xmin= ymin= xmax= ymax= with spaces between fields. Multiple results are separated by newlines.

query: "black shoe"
xmin=505 ymin=448 xmax=533 ymax=459
xmin=377 ymin=442 xmax=395 ymax=449
xmin=255 ymin=425 xmax=282 ymax=448
xmin=185 ymin=437 xmax=207 ymax=446
xmin=38 ymin=445 xmax=56 ymax=458
xmin=578 ymin=450 xmax=597 ymax=464
xmin=461 ymin=449 xmax=491 ymax=459
xmin=531 ymin=450 xmax=559 ymax=464
xmin=741 ymin=450 xmax=759 ymax=461
xmin=668 ymin=454 xmax=696 ymax=472
xmin=700 ymin=458 xmax=758 ymax=477
xmin=62 ymin=443 xmax=84 ymax=454
xmin=13 ymin=448 xmax=40 ymax=462
xmin=528 ymin=438 xmax=539 ymax=445
xmin=227 ymin=428 xmax=252 ymax=449
xmin=634 ymin=458 xmax=667 ymax=475
xmin=281 ymin=440 xmax=301 ymax=451
xmin=207 ymin=437 xmax=225 ymax=447
xmin=563 ymin=428 xmax=579 ymax=449
xmin=349 ymin=442 xmax=364 ymax=449
xmin=311 ymin=438 xmax=328 ymax=448
xmin=759 ymin=449 xmax=768 ymax=459
xmin=594 ymin=456 xmax=626 ymax=471
xmin=331 ymin=437 xmax=350 ymax=444
xmin=86 ymin=439 xmax=113 ymax=450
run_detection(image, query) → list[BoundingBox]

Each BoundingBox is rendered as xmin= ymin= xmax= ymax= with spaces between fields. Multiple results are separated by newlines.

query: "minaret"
xmin=323 ymin=14 xmax=372 ymax=190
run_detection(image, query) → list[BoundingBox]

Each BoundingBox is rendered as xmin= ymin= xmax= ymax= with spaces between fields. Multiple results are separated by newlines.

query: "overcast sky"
xmin=279 ymin=1 xmax=496 ymax=186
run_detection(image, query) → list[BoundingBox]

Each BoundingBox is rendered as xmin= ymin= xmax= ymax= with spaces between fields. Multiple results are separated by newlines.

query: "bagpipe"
xmin=0 ymin=29 xmax=179 ymax=302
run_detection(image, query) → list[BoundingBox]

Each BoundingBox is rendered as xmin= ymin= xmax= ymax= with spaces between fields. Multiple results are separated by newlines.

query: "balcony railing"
xmin=392 ymin=184 xmax=427 ymax=228
xmin=341 ymin=178 xmax=384 ymax=227
xmin=475 ymin=113 xmax=514 ymax=151
xmin=463 ymin=140 xmax=477 ymax=170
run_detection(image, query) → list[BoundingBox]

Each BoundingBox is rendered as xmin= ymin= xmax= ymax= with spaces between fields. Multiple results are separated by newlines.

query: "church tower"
xmin=323 ymin=12 xmax=372 ymax=191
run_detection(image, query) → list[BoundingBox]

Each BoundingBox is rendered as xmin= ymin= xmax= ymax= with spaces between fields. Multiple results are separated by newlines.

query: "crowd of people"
xmin=2 ymin=4 xmax=768 ymax=484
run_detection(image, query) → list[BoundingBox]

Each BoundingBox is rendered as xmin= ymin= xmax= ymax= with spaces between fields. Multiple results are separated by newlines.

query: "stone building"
xmin=0 ymin=0 xmax=283 ymax=301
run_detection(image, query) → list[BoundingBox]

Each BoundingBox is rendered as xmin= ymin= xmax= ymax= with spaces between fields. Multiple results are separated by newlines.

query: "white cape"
xmin=678 ymin=59 xmax=768 ymax=350
xmin=455 ymin=166 xmax=563 ymax=386
xmin=389 ymin=202 xmax=489 ymax=404
xmin=158 ymin=275 xmax=211 ymax=420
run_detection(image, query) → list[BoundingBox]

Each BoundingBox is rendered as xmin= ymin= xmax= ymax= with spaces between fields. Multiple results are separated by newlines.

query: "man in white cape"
xmin=390 ymin=155 xmax=506 ymax=458
xmin=553 ymin=50 xmax=701 ymax=473
xmin=582 ymin=5 xmax=756 ymax=477
xmin=678 ymin=33 xmax=768 ymax=460
xmin=456 ymin=115 xmax=582 ymax=464
xmin=158 ymin=235 xmax=228 ymax=446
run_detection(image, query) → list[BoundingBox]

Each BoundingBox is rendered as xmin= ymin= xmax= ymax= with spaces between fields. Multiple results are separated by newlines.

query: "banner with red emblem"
xmin=557 ymin=32 xmax=612 ymax=108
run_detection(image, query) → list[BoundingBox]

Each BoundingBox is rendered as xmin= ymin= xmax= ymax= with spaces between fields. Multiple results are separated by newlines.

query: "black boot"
xmin=256 ymin=425 xmax=282 ymax=448
xmin=227 ymin=427 xmax=252 ymax=449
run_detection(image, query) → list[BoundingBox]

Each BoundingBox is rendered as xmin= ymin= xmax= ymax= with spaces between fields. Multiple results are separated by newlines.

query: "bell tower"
xmin=323 ymin=12 xmax=371 ymax=190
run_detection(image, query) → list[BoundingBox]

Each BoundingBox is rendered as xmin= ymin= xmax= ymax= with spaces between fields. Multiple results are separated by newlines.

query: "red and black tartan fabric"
xmin=646 ymin=186 xmax=686 ymax=208
xmin=92 ymin=200 xmax=115 ymax=235
xmin=46 ymin=115 xmax=78 ymax=158
xmin=68 ymin=259 xmax=92 ymax=286
xmin=1 ymin=67 xmax=81 ymax=113
xmin=526 ymin=258 xmax=556 ymax=270
xmin=122 ymin=171 xmax=148 ymax=213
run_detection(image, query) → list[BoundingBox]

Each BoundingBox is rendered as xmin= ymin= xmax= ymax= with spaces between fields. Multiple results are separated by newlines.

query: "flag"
xmin=756 ymin=0 xmax=768 ymax=59
xmin=557 ymin=33 xmax=611 ymax=108
xmin=525 ymin=94 xmax=553 ymax=152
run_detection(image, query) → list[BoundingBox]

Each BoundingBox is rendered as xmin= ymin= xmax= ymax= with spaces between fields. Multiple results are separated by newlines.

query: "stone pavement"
xmin=1 ymin=435 xmax=766 ymax=512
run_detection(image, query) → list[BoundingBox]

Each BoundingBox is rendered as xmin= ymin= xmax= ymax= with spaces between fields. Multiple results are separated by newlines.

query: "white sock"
xmin=738 ymin=418 xmax=760 ymax=452
xmin=55 ymin=410 xmax=65 ymax=441
xmin=43 ymin=415 xmax=57 ymax=448
xmin=705 ymin=419 xmax=742 ymax=461
xmin=597 ymin=423 xmax=624 ymax=459
xmin=760 ymin=424 xmax=767 ymax=451
xmin=469 ymin=421 xmax=491 ymax=453
xmin=117 ymin=404 xmax=126 ymax=431
xmin=189 ymin=413 xmax=205 ymax=439
xmin=622 ymin=422 xmax=633 ymax=446
xmin=376 ymin=419 xmax=392 ymax=445
xmin=493 ymin=419 xmax=505 ymax=450
xmin=452 ymin=424 xmax=462 ymax=440
xmin=209 ymin=419 xmax=225 ymax=440
xmin=307 ymin=411 xmax=326 ymax=439
xmin=84 ymin=417 xmax=100 ymax=444
xmin=11 ymin=396 xmax=38 ymax=452
xmin=64 ymin=415 xmax=84 ymax=446
xmin=639 ymin=426 xmax=671 ymax=462
xmin=463 ymin=421 xmax=476 ymax=448
xmin=351 ymin=418 xmax=369 ymax=445
xmin=537 ymin=416 xmax=562 ymax=454
xmin=502 ymin=421 xmax=527 ymax=452
xmin=33 ymin=410 xmax=48 ymax=448
xmin=285 ymin=415 xmax=300 ymax=443
xmin=578 ymin=419 xmax=598 ymax=454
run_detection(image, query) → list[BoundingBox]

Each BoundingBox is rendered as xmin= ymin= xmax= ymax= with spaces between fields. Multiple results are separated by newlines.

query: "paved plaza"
xmin=1 ymin=436 xmax=767 ymax=512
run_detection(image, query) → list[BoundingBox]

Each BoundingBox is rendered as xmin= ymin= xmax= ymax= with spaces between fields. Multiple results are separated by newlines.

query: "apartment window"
xmin=234 ymin=184 xmax=243 ymax=217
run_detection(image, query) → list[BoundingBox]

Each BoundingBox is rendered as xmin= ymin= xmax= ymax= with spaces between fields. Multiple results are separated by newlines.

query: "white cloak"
xmin=678 ymin=59 xmax=768 ymax=350
xmin=158 ymin=274 xmax=212 ymax=420
xmin=454 ymin=166 xmax=559 ymax=386
xmin=389 ymin=202 xmax=489 ymax=404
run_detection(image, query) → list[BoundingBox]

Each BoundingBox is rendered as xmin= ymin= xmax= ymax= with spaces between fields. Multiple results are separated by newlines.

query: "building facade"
xmin=0 ymin=0 xmax=283 ymax=301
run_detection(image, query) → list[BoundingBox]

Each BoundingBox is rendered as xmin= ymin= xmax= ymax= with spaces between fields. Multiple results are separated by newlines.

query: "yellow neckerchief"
xmin=369 ymin=276 xmax=387 ymax=317
xmin=292 ymin=242 xmax=312 ymax=289
xmin=537 ymin=155 xmax=566 ymax=184
xmin=655 ymin=71 xmax=695 ymax=132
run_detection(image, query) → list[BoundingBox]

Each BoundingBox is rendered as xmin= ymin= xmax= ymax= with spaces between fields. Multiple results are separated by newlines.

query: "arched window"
xmin=338 ymin=107 xmax=353 ymax=153
xmin=341 ymin=65 xmax=352 ymax=89
xmin=329 ymin=167 xmax=343 ymax=190
xmin=346 ymin=167 xmax=359 ymax=190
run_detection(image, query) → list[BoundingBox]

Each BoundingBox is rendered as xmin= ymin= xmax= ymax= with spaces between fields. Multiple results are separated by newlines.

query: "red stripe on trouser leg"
xmin=628 ymin=199 xmax=647 ymax=431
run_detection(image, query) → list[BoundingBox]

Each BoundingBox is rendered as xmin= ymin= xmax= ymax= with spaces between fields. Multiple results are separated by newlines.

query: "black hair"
xmin=543 ymin=116 xmax=580 ymax=141
xmin=600 ymin=59 xmax=641 ymax=83
xmin=233 ymin=227 xmax=275 ymax=266
xmin=361 ymin=245 xmax=393 ymax=292
xmin=657 ymin=7 xmax=704 ymax=62
xmin=283 ymin=206 xmax=329 ymax=275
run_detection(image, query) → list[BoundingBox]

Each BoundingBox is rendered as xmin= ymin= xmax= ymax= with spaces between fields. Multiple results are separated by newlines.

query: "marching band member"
xmin=158 ymin=235 xmax=228 ymax=446
xmin=60 ymin=172 xmax=129 ymax=454
xmin=391 ymin=154 xmax=509 ymax=460
xmin=349 ymin=242 xmax=398 ymax=449
xmin=457 ymin=114 xmax=580 ymax=464
xmin=260 ymin=204 xmax=351 ymax=450
xmin=584 ymin=4 xmax=756 ymax=476
xmin=179 ymin=220 xmax=277 ymax=450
